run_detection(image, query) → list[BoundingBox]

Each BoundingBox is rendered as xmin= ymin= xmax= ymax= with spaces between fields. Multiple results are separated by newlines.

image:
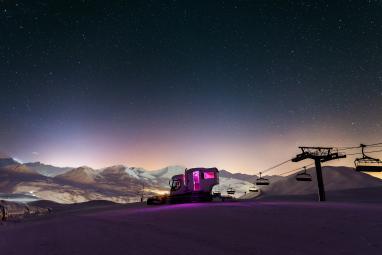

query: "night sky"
xmin=1 ymin=1 xmax=382 ymax=173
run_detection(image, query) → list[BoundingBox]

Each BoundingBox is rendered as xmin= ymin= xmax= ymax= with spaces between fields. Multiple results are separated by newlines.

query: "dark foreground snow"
xmin=0 ymin=200 xmax=381 ymax=255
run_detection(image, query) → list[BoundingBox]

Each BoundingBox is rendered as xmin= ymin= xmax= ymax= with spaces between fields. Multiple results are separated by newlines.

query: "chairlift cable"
xmin=258 ymin=159 xmax=291 ymax=175
xmin=366 ymin=142 xmax=382 ymax=147
xmin=278 ymin=163 xmax=315 ymax=176
xmin=278 ymin=168 xmax=301 ymax=176
xmin=337 ymin=146 xmax=359 ymax=149
xmin=336 ymin=142 xmax=382 ymax=151
xmin=346 ymin=149 xmax=382 ymax=156
xmin=366 ymin=149 xmax=382 ymax=153
xmin=254 ymin=143 xmax=382 ymax=176
xmin=366 ymin=143 xmax=382 ymax=147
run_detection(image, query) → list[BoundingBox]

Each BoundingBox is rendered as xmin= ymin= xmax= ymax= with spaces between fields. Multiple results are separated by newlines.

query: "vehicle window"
xmin=203 ymin=171 xmax=215 ymax=179
xmin=171 ymin=180 xmax=181 ymax=191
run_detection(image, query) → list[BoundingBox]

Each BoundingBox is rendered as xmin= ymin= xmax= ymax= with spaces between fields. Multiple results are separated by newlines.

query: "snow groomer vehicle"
xmin=147 ymin=167 xmax=219 ymax=205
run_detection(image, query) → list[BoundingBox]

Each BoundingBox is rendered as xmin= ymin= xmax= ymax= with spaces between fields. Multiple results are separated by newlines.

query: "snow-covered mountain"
xmin=0 ymin=158 xmax=262 ymax=202
xmin=55 ymin=166 xmax=102 ymax=184
xmin=0 ymin=157 xmax=20 ymax=168
xmin=3 ymin=156 xmax=381 ymax=203
xmin=24 ymin=162 xmax=73 ymax=177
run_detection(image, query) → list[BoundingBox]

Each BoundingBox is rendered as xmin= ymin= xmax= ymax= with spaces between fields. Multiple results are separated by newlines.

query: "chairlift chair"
xmin=354 ymin=144 xmax=382 ymax=172
xmin=227 ymin=186 xmax=236 ymax=195
xmin=256 ymin=172 xmax=270 ymax=186
xmin=249 ymin=186 xmax=259 ymax=192
xmin=296 ymin=167 xmax=312 ymax=182
xmin=213 ymin=190 xmax=221 ymax=196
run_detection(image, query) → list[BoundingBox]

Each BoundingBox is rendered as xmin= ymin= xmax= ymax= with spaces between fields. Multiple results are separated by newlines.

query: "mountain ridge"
xmin=1 ymin=157 xmax=382 ymax=204
xmin=25 ymin=162 xmax=73 ymax=177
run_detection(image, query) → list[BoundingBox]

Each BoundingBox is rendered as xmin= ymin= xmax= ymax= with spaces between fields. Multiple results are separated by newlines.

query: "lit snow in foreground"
xmin=0 ymin=200 xmax=381 ymax=255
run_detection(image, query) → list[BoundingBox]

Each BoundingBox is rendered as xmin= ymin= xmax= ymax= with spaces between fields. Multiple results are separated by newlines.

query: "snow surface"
xmin=1 ymin=200 xmax=381 ymax=255
xmin=124 ymin=167 xmax=141 ymax=179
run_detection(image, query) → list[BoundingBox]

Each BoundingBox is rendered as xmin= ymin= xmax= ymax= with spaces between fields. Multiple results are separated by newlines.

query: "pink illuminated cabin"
xmin=168 ymin=167 xmax=219 ymax=203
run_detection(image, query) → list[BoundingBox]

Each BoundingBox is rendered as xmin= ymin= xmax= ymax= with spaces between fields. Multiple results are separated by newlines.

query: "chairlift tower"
xmin=292 ymin=147 xmax=346 ymax=201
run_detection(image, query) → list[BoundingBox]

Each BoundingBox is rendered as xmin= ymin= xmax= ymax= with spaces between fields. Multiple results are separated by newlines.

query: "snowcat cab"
xmin=147 ymin=167 xmax=219 ymax=205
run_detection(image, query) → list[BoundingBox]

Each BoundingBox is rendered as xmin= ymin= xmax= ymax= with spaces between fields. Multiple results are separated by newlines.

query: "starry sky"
xmin=1 ymin=0 xmax=382 ymax=173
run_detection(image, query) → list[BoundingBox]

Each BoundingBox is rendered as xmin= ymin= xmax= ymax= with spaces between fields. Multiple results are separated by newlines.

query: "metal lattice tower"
xmin=292 ymin=147 xmax=346 ymax=201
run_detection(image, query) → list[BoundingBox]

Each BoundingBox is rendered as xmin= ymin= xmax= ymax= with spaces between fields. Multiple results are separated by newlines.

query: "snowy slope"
xmin=124 ymin=167 xmax=157 ymax=181
xmin=149 ymin=165 xmax=185 ymax=179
